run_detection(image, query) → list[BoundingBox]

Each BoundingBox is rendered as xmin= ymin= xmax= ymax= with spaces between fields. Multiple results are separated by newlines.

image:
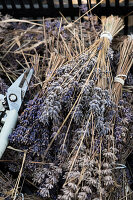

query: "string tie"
xmin=114 ymin=74 xmax=127 ymax=85
xmin=100 ymin=31 xmax=113 ymax=42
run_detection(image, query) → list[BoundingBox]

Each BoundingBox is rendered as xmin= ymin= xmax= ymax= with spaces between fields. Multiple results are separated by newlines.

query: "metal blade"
xmin=6 ymin=68 xmax=34 ymax=111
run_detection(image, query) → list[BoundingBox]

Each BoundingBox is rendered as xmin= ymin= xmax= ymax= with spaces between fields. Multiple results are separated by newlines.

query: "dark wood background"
xmin=0 ymin=0 xmax=133 ymax=34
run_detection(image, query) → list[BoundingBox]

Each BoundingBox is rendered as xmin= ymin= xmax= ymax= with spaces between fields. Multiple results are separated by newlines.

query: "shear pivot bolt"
xmin=9 ymin=94 xmax=17 ymax=102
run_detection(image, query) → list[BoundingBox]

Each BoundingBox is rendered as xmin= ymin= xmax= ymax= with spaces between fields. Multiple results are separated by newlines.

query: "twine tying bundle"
xmin=100 ymin=31 xmax=113 ymax=42
xmin=114 ymin=74 xmax=127 ymax=85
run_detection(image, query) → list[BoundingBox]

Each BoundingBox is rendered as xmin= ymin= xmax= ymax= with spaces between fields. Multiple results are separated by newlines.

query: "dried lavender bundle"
xmin=30 ymin=15 xmax=125 ymax=200
xmin=41 ymin=16 xmax=124 ymax=164
xmin=113 ymin=35 xmax=133 ymax=104
xmin=40 ymin=16 xmax=121 ymax=153
xmin=47 ymin=16 xmax=125 ymax=200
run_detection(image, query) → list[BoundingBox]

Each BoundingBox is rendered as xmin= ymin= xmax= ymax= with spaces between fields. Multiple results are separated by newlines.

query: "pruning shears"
xmin=0 ymin=68 xmax=33 ymax=158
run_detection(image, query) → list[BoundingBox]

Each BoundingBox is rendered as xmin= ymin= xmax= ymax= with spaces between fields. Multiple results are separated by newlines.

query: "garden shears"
xmin=0 ymin=68 xmax=33 ymax=158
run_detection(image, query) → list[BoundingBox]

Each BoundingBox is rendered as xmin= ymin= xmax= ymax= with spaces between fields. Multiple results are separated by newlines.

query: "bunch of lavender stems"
xmin=39 ymin=16 xmax=125 ymax=200
xmin=113 ymin=35 xmax=133 ymax=104
xmin=43 ymin=15 xmax=124 ymax=160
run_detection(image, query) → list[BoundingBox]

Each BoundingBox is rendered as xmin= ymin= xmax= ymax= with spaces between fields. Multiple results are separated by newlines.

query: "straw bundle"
xmin=113 ymin=35 xmax=133 ymax=104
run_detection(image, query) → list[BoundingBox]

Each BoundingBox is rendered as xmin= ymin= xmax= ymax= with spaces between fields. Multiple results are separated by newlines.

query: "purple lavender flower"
xmin=79 ymin=4 xmax=88 ymax=13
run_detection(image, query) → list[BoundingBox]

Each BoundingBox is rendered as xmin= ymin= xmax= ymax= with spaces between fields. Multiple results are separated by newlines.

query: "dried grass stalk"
xmin=113 ymin=35 xmax=133 ymax=104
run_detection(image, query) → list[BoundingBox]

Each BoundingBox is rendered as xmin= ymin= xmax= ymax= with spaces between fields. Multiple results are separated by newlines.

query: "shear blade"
xmin=6 ymin=68 xmax=33 ymax=111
